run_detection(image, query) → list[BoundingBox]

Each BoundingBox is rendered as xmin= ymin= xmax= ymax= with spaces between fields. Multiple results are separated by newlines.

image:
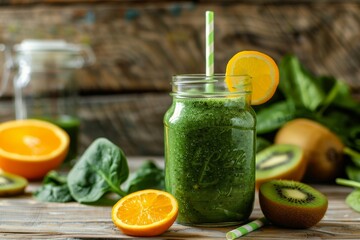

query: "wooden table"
xmin=1 ymin=157 xmax=359 ymax=239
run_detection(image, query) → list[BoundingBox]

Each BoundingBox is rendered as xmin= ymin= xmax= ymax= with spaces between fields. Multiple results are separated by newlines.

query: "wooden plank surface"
xmin=0 ymin=157 xmax=359 ymax=239
xmin=0 ymin=2 xmax=359 ymax=98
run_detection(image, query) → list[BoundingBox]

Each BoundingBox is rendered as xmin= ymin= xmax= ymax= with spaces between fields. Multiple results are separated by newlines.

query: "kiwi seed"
xmin=259 ymin=179 xmax=328 ymax=229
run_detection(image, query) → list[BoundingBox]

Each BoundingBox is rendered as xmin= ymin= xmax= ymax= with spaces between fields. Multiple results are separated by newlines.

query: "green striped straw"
xmin=226 ymin=217 xmax=269 ymax=240
xmin=206 ymin=10 xmax=214 ymax=76
xmin=205 ymin=10 xmax=214 ymax=92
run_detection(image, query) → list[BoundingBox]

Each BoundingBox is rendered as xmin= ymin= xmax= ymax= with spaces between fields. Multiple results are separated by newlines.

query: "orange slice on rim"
xmin=111 ymin=189 xmax=178 ymax=237
xmin=226 ymin=50 xmax=279 ymax=105
xmin=0 ymin=119 xmax=69 ymax=180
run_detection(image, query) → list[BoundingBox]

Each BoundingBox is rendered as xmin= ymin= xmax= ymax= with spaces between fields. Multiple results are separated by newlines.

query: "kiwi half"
xmin=0 ymin=171 xmax=28 ymax=196
xmin=256 ymin=144 xmax=306 ymax=188
xmin=259 ymin=179 xmax=328 ymax=229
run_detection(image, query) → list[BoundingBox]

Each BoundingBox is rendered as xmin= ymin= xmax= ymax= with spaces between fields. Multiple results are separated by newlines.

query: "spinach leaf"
xmin=349 ymin=126 xmax=360 ymax=152
xmin=33 ymin=171 xmax=73 ymax=203
xmin=256 ymin=137 xmax=271 ymax=153
xmin=346 ymin=165 xmax=360 ymax=182
xmin=346 ymin=189 xmax=360 ymax=213
xmin=67 ymin=138 xmax=129 ymax=203
xmin=331 ymin=80 xmax=360 ymax=114
xmin=34 ymin=184 xmax=73 ymax=203
xmin=43 ymin=170 xmax=68 ymax=185
xmin=344 ymin=147 xmax=360 ymax=168
xmin=256 ymin=101 xmax=296 ymax=134
xmin=336 ymin=178 xmax=360 ymax=188
xmin=278 ymin=55 xmax=326 ymax=111
xmin=125 ymin=161 xmax=164 ymax=194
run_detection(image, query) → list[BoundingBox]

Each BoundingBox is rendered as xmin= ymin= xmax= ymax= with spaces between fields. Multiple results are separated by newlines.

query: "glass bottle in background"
xmin=2 ymin=40 xmax=95 ymax=164
xmin=164 ymin=74 xmax=256 ymax=226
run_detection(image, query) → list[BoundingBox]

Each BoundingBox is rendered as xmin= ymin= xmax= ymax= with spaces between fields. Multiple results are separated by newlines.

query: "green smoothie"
xmin=164 ymin=97 xmax=256 ymax=226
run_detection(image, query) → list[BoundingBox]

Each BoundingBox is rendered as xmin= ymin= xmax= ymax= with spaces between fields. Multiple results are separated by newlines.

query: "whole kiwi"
xmin=275 ymin=118 xmax=344 ymax=183
xmin=259 ymin=179 xmax=328 ymax=229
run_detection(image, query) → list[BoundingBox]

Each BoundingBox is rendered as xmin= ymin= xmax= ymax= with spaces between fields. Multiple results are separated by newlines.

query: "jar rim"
xmin=173 ymin=74 xmax=251 ymax=83
xmin=171 ymin=74 xmax=252 ymax=98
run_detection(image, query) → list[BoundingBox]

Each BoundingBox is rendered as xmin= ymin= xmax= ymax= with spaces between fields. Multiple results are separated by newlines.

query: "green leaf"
xmin=279 ymin=55 xmax=326 ymax=111
xmin=67 ymin=138 xmax=129 ymax=203
xmin=346 ymin=189 xmax=360 ymax=212
xmin=331 ymin=80 xmax=360 ymax=114
xmin=349 ymin=127 xmax=360 ymax=152
xmin=256 ymin=137 xmax=271 ymax=153
xmin=33 ymin=171 xmax=73 ymax=203
xmin=346 ymin=165 xmax=360 ymax=182
xmin=124 ymin=161 xmax=165 ymax=194
xmin=317 ymin=77 xmax=342 ymax=115
xmin=256 ymin=101 xmax=296 ymax=134
xmin=43 ymin=170 xmax=68 ymax=185
xmin=344 ymin=147 xmax=360 ymax=168
xmin=34 ymin=184 xmax=74 ymax=203
xmin=336 ymin=178 xmax=360 ymax=188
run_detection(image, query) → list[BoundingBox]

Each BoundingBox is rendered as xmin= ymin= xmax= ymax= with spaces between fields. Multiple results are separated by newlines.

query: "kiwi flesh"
xmin=259 ymin=179 xmax=328 ymax=229
xmin=0 ymin=171 xmax=28 ymax=196
xmin=256 ymin=144 xmax=306 ymax=189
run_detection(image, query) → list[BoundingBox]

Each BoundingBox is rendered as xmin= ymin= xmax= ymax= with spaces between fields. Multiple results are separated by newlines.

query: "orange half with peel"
xmin=112 ymin=189 xmax=178 ymax=237
xmin=226 ymin=50 xmax=279 ymax=105
xmin=0 ymin=119 xmax=69 ymax=180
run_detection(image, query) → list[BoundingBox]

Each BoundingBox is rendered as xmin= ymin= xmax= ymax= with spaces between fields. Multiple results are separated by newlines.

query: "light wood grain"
xmin=0 ymin=157 xmax=359 ymax=239
xmin=0 ymin=2 xmax=359 ymax=98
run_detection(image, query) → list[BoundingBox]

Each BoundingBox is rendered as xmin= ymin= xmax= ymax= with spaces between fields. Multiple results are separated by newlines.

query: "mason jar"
xmin=164 ymin=74 xmax=256 ymax=226
xmin=1 ymin=40 xmax=95 ymax=163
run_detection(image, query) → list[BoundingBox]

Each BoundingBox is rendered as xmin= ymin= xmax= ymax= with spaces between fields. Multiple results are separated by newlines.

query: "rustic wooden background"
xmin=0 ymin=0 xmax=359 ymax=156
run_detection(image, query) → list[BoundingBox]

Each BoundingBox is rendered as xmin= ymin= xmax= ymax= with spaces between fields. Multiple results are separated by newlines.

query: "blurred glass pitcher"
xmin=0 ymin=39 xmax=95 ymax=162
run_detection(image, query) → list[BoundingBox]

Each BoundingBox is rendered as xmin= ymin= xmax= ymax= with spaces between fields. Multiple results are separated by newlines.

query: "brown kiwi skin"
xmin=259 ymin=180 xmax=328 ymax=229
xmin=275 ymin=118 xmax=344 ymax=183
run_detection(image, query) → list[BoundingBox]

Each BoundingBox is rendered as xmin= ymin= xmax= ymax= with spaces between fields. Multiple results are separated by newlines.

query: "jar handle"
xmin=0 ymin=44 xmax=13 ymax=97
xmin=80 ymin=44 xmax=96 ymax=66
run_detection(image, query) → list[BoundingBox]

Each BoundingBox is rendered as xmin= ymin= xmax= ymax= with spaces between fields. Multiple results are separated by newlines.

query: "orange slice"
xmin=0 ymin=119 xmax=69 ymax=180
xmin=112 ymin=189 xmax=178 ymax=237
xmin=226 ymin=50 xmax=279 ymax=105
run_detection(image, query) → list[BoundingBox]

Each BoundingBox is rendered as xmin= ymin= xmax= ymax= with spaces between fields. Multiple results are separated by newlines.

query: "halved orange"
xmin=112 ymin=189 xmax=178 ymax=237
xmin=0 ymin=119 xmax=69 ymax=180
xmin=226 ymin=50 xmax=279 ymax=105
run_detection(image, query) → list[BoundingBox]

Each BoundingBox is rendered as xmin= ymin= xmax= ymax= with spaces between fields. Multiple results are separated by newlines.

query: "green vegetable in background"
xmin=278 ymin=55 xmax=328 ymax=111
xmin=124 ymin=161 xmax=164 ymax=194
xmin=67 ymin=138 xmax=129 ymax=203
xmin=337 ymin=178 xmax=360 ymax=212
xmin=256 ymin=137 xmax=271 ymax=153
xmin=34 ymin=138 xmax=164 ymax=204
xmin=346 ymin=189 xmax=360 ymax=213
xmin=346 ymin=165 xmax=360 ymax=182
xmin=256 ymin=101 xmax=296 ymax=134
xmin=256 ymin=54 xmax=360 ymax=155
xmin=256 ymin=55 xmax=360 ymax=145
xmin=34 ymin=171 xmax=73 ymax=203
xmin=255 ymin=54 xmax=360 ymax=211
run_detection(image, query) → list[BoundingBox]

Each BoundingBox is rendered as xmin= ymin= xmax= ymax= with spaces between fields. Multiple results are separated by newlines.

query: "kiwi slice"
xmin=0 ymin=171 xmax=28 ymax=196
xmin=256 ymin=144 xmax=306 ymax=188
xmin=259 ymin=179 xmax=328 ymax=229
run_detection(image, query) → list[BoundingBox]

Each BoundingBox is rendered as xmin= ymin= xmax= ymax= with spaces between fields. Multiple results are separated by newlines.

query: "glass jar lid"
xmin=14 ymin=40 xmax=83 ymax=53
